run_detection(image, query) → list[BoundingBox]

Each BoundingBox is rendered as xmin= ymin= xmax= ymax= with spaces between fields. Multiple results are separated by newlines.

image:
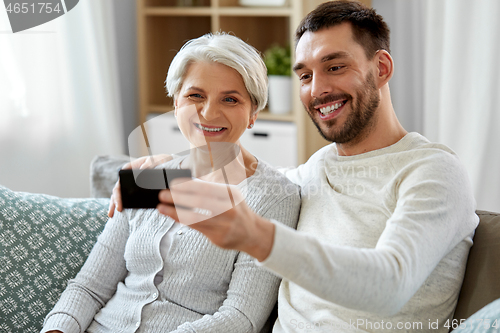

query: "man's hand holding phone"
xmin=107 ymin=154 xmax=275 ymax=262
xmin=157 ymin=179 xmax=275 ymax=262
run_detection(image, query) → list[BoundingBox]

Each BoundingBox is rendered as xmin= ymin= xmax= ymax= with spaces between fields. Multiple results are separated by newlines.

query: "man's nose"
xmin=200 ymin=101 xmax=220 ymax=121
xmin=311 ymin=73 xmax=333 ymax=98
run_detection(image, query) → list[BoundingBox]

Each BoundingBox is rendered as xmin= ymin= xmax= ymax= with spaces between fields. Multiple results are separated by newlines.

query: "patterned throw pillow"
xmin=0 ymin=185 xmax=109 ymax=332
xmin=452 ymin=298 xmax=500 ymax=332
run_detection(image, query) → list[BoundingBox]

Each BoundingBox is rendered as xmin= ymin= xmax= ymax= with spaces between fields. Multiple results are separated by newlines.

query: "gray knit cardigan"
xmin=42 ymin=158 xmax=301 ymax=333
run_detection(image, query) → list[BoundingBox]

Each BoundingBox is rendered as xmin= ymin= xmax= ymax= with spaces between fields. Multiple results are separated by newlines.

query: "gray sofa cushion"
xmin=90 ymin=155 xmax=130 ymax=198
xmin=0 ymin=185 xmax=109 ymax=332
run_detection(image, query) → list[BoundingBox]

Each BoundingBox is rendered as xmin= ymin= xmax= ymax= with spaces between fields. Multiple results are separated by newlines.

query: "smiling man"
xmin=157 ymin=1 xmax=479 ymax=332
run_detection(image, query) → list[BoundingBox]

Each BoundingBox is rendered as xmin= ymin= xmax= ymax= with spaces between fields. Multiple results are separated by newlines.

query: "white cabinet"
xmin=144 ymin=113 xmax=190 ymax=155
xmin=240 ymin=120 xmax=297 ymax=167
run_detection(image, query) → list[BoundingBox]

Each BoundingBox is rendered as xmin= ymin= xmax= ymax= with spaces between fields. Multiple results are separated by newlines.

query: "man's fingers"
xmin=157 ymin=202 xmax=213 ymax=224
xmin=157 ymin=203 xmax=179 ymax=221
xmin=170 ymin=178 xmax=234 ymax=198
xmin=123 ymin=156 xmax=145 ymax=169
xmin=122 ymin=162 xmax=132 ymax=169
xmin=158 ymin=203 xmax=218 ymax=226
xmin=161 ymin=181 xmax=234 ymax=211
xmin=158 ymin=187 xmax=232 ymax=226
xmin=139 ymin=156 xmax=154 ymax=169
xmin=169 ymin=178 xmax=244 ymax=209
xmin=139 ymin=154 xmax=172 ymax=169
xmin=159 ymin=188 xmax=228 ymax=212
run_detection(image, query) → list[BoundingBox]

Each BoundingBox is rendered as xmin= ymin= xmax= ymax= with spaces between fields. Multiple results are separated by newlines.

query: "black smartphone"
xmin=119 ymin=169 xmax=192 ymax=209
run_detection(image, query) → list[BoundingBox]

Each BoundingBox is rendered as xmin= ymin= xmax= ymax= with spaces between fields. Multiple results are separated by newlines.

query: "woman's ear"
xmin=248 ymin=107 xmax=259 ymax=128
xmin=375 ymin=50 xmax=394 ymax=88
xmin=174 ymin=98 xmax=178 ymax=117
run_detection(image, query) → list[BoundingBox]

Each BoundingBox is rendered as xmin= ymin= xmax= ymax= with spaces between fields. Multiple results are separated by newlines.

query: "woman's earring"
xmin=248 ymin=123 xmax=254 ymax=129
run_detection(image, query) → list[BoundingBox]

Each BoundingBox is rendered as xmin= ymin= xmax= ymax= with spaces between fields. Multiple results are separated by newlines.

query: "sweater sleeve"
xmin=260 ymin=152 xmax=478 ymax=316
xmin=172 ymin=191 xmax=301 ymax=333
xmin=41 ymin=211 xmax=130 ymax=333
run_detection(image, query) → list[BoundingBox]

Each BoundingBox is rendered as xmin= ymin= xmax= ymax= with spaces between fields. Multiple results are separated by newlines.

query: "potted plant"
xmin=263 ymin=44 xmax=292 ymax=114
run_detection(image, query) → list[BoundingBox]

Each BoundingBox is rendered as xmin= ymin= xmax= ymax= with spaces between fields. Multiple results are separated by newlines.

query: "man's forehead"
xmin=294 ymin=25 xmax=356 ymax=66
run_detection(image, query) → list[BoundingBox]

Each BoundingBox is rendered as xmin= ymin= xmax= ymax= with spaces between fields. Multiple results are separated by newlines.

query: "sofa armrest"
xmin=453 ymin=210 xmax=500 ymax=320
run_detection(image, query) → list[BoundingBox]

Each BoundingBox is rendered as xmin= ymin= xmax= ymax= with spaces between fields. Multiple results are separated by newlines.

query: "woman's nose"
xmin=200 ymin=101 xmax=220 ymax=121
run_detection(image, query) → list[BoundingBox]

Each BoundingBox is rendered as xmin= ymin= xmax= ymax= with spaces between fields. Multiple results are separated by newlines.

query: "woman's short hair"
xmin=166 ymin=32 xmax=268 ymax=114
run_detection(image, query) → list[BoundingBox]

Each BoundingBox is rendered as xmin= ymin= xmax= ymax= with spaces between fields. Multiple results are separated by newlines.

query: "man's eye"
xmin=329 ymin=66 xmax=344 ymax=72
xmin=299 ymin=74 xmax=312 ymax=81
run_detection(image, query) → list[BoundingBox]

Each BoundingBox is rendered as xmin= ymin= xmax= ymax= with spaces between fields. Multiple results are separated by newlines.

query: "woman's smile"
xmin=193 ymin=123 xmax=228 ymax=135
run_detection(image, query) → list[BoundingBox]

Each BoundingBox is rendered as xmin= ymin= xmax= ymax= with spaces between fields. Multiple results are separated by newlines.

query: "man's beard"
xmin=307 ymin=72 xmax=380 ymax=144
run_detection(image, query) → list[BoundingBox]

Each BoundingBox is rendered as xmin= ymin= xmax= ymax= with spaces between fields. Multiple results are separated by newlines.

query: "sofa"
xmin=0 ymin=185 xmax=109 ymax=332
xmin=1 ymin=155 xmax=499 ymax=332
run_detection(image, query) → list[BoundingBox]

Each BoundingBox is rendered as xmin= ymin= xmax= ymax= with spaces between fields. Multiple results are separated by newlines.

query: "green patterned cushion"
xmin=0 ymin=185 xmax=109 ymax=332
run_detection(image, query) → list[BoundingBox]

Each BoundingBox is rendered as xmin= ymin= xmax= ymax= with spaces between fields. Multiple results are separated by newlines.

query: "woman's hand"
xmin=157 ymin=179 xmax=275 ymax=261
xmin=108 ymin=154 xmax=172 ymax=217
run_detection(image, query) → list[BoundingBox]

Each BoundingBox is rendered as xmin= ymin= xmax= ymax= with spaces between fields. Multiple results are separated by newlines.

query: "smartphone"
xmin=119 ymin=169 xmax=192 ymax=209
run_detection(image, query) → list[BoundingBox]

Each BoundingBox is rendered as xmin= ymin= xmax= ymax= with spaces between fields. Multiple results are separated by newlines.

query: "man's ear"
xmin=375 ymin=50 xmax=394 ymax=87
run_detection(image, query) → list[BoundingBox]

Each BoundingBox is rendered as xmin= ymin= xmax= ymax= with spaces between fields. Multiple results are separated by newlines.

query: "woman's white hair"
xmin=165 ymin=32 xmax=268 ymax=114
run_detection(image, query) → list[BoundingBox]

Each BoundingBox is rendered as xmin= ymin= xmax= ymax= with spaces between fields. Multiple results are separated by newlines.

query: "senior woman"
xmin=41 ymin=33 xmax=300 ymax=333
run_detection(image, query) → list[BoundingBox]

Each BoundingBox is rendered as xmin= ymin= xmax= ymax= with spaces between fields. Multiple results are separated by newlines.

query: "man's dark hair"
xmin=295 ymin=0 xmax=391 ymax=59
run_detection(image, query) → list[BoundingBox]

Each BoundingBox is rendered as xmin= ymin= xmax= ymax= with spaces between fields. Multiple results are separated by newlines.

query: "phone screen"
xmin=119 ymin=169 xmax=192 ymax=209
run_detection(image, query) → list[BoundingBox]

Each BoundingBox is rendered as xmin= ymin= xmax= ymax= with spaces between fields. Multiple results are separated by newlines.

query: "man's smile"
xmin=314 ymin=100 xmax=347 ymax=120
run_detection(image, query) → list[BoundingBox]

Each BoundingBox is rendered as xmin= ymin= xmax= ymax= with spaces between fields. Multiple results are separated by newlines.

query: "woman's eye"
xmin=189 ymin=93 xmax=203 ymax=99
xmin=224 ymin=97 xmax=237 ymax=103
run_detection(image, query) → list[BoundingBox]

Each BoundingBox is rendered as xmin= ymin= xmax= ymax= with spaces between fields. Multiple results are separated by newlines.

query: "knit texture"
xmin=261 ymin=132 xmax=479 ymax=333
xmin=41 ymin=158 xmax=300 ymax=333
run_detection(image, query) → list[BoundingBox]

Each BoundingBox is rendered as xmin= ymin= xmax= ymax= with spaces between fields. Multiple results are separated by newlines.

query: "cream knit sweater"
xmin=262 ymin=132 xmax=478 ymax=333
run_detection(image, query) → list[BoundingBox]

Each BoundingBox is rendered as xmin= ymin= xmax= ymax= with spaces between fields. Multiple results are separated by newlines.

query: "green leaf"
xmin=263 ymin=44 xmax=291 ymax=76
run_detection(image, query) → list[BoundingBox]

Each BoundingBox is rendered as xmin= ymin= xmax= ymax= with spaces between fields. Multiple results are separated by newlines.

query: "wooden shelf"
xmin=148 ymin=105 xmax=174 ymax=114
xmin=144 ymin=7 xmax=211 ymax=16
xmin=144 ymin=7 xmax=292 ymax=17
xmin=136 ymin=0 xmax=353 ymax=163
xmin=256 ymin=110 xmax=295 ymax=122
xmin=217 ymin=7 xmax=292 ymax=16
